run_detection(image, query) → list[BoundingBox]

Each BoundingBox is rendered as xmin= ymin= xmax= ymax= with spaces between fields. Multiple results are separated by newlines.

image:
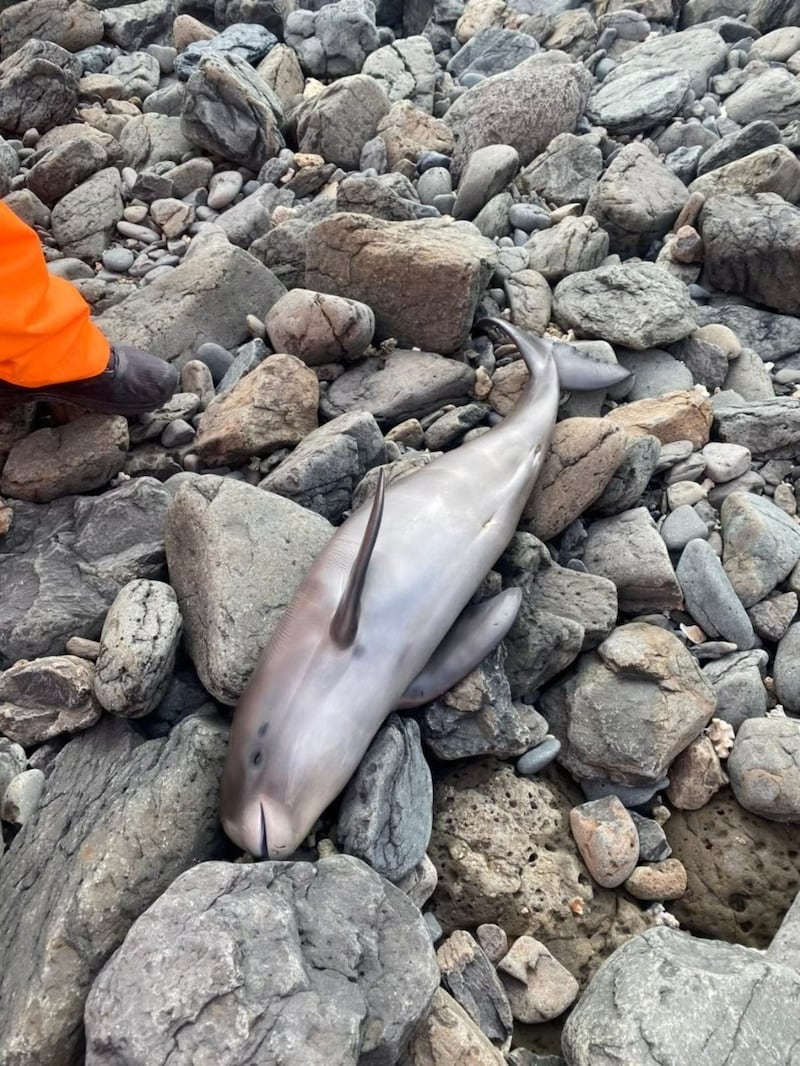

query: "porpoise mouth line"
xmin=259 ymin=803 xmax=268 ymax=860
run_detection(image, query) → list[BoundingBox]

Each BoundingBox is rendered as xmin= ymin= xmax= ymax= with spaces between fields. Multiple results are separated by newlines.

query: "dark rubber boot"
xmin=0 ymin=344 xmax=179 ymax=415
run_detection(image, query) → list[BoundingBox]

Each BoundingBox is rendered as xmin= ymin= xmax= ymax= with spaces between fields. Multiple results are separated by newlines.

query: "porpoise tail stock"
xmin=220 ymin=318 xmax=631 ymax=860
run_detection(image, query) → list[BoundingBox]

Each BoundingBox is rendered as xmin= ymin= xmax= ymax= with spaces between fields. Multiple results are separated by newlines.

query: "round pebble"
xmin=624 ymin=858 xmax=688 ymax=901
xmin=207 ymin=169 xmax=244 ymax=211
xmin=195 ymin=341 xmax=233 ymax=384
xmin=102 ymin=247 xmax=135 ymax=272
xmin=508 ymin=203 xmax=552 ymax=233
xmin=516 ymin=736 xmax=561 ymax=776
xmin=660 ymin=505 xmax=710 ymax=552
xmin=417 ymin=151 xmax=451 ymax=172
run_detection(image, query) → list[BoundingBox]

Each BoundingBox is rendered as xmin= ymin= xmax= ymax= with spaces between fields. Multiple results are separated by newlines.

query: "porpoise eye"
xmin=252 ymin=750 xmax=263 ymax=767
xmin=257 ymin=722 xmax=268 ymax=738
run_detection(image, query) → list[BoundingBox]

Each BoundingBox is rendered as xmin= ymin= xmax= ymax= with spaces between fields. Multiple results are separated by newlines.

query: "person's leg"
xmin=0 ymin=202 xmax=110 ymax=387
xmin=0 ymin=203 xmax=178 ymax=414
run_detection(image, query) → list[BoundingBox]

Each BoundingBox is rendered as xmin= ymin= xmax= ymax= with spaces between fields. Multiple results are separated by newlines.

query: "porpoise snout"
xmin=222 ymin=794 xmax=302 ymax=861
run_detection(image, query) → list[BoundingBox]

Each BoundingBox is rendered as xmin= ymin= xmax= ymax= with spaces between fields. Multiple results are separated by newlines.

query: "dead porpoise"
xmin=220 ymin=318 xmax=631 ymax=859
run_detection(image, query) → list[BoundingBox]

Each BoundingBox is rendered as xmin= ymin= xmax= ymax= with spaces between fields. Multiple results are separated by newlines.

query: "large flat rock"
xmin=95 ymin=232 xmax=286 ymax=367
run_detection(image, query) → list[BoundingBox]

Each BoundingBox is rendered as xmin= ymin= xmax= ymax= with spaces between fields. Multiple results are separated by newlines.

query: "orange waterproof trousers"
xmin=0 ymin=202 xmax=109 ymax=387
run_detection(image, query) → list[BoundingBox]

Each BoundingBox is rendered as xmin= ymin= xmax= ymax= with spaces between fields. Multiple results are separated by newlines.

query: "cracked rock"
xmin=563 ymin=925 xmax=800 ymax=1066
xmin=0 ymin=655 xmax=102 ymax=745
xmin=338 ymin=713 xmax=433 ymax=883
xmin=265 ymin=288 xmax=375 ymax=366
xmin=93 ymin=579 xmax=182 ymax=718
xmin=165 ymin=475 xmax=332 ymax=705
xmin=728 ymin=717 xmax=800 ymax=822
xmin=0 ymin=715 xmax=228 ymax=1066
xmin=542 ymin=622 xmax=716 ymax=788
xmin=0 ymin=477 xmax=170 ymax=670
xmin=260 ymin=410 xmax=385 ymax=523
xmin=84 ymin=854 xmax=439 ymax=1066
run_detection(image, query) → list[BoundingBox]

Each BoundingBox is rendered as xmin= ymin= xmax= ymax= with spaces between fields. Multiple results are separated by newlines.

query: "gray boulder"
xmin=563 ymin=925 xmax=800 ymax=1066
xmin=553 ymin=261 xmax=697 ymax=349
xmin=541 ymin=622 xmax=716 ymax=788
xmin=165 ymin=475 xmax=332 ymax=705
xmin=338 ymin=714 xmax=433 ymax=882
xmin=84 ymin=854 xmax=439 ymax=1066
xmin=0 ymin=715 xmax=228 ymax=1066
xmin=259 ymin=411 xmax=385 ymax=523
xmin=96 ymin=232 xmax=286 ymax=367
xmin=182 ymin=51 xmax=284 ymax=167
xmin=321 ymin=349 xmax=475 ymax=426
xmin=0 ymin=38 xmax=80 ymax=134
xmin=445 ymin=55 xmax=592 ymax=179
xmin=0 ymin=478 xmax=170 ymax=669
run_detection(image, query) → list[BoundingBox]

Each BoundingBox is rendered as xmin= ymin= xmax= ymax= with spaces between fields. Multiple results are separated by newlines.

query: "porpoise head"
xmin=220 ymin=698 xmax=310 ymax=860
xmin=220 ymin=472 xmax=389 ymax=862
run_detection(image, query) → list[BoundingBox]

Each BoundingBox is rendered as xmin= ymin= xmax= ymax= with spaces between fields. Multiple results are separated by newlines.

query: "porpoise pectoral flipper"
xmin=398 ymin=587 xmax=523 ymax=709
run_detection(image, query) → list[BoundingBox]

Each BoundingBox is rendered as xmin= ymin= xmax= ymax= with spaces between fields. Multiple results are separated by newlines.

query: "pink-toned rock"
xmin=569 ymin=794 xmax=640 ymax=888
xmin=624 ymin=858 xmax=688 ymax=901
xmin=487 ymin=360 xmax=527 ymax=417
xmin=606 ymin=389 xmax=712 ymax=449
xmin=265 ymin=289 xmax=375 ymax=365
xmin=401 ymin=987 xmax=506 ymax=1066
xmin=522 ymin=417 xmax=628 ymax=541
xmin=667 ymin=735 xmax=728 ymax=810
xmin=194 ymin=353 xmax=319 ymax=466
xmin=377 ymin=100 xmax=454 ymax=170
xmin=496 ymin=935 xmax=579 ymax=1022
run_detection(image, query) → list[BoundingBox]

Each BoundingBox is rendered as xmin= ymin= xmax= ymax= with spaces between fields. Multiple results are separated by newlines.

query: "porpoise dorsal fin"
xmin=330 ymin=467 xmax=386 ymax=648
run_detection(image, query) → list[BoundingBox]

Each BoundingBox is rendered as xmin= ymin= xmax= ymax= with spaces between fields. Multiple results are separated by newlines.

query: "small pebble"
xmin=1 ymin=769 xmax=46 ymax=826
xmin=569 ymin=795 xmax=639 ymax=888
xmin=207 ymin=169 xmax=244 ymax=210
xmin=667 ymin=481 xmax=707 ymax=509
xmin=476 ymin=923 xmax=508 ymax=964
xmin=624 ymin=858 xmax=688 ymax=901
xmin=102 ymin=247 xmax=135 ymax=272
xmin=516 ymin=735 xmax=561 ymax=776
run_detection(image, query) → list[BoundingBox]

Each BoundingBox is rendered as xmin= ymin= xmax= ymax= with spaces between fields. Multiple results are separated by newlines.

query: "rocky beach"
xmin=2 ymin=0 xmax=800 ymax=1062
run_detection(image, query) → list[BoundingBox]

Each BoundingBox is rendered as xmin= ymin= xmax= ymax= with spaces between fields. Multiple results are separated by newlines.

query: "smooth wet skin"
xmin=220 ymin=318 xmax=631 ymax=860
